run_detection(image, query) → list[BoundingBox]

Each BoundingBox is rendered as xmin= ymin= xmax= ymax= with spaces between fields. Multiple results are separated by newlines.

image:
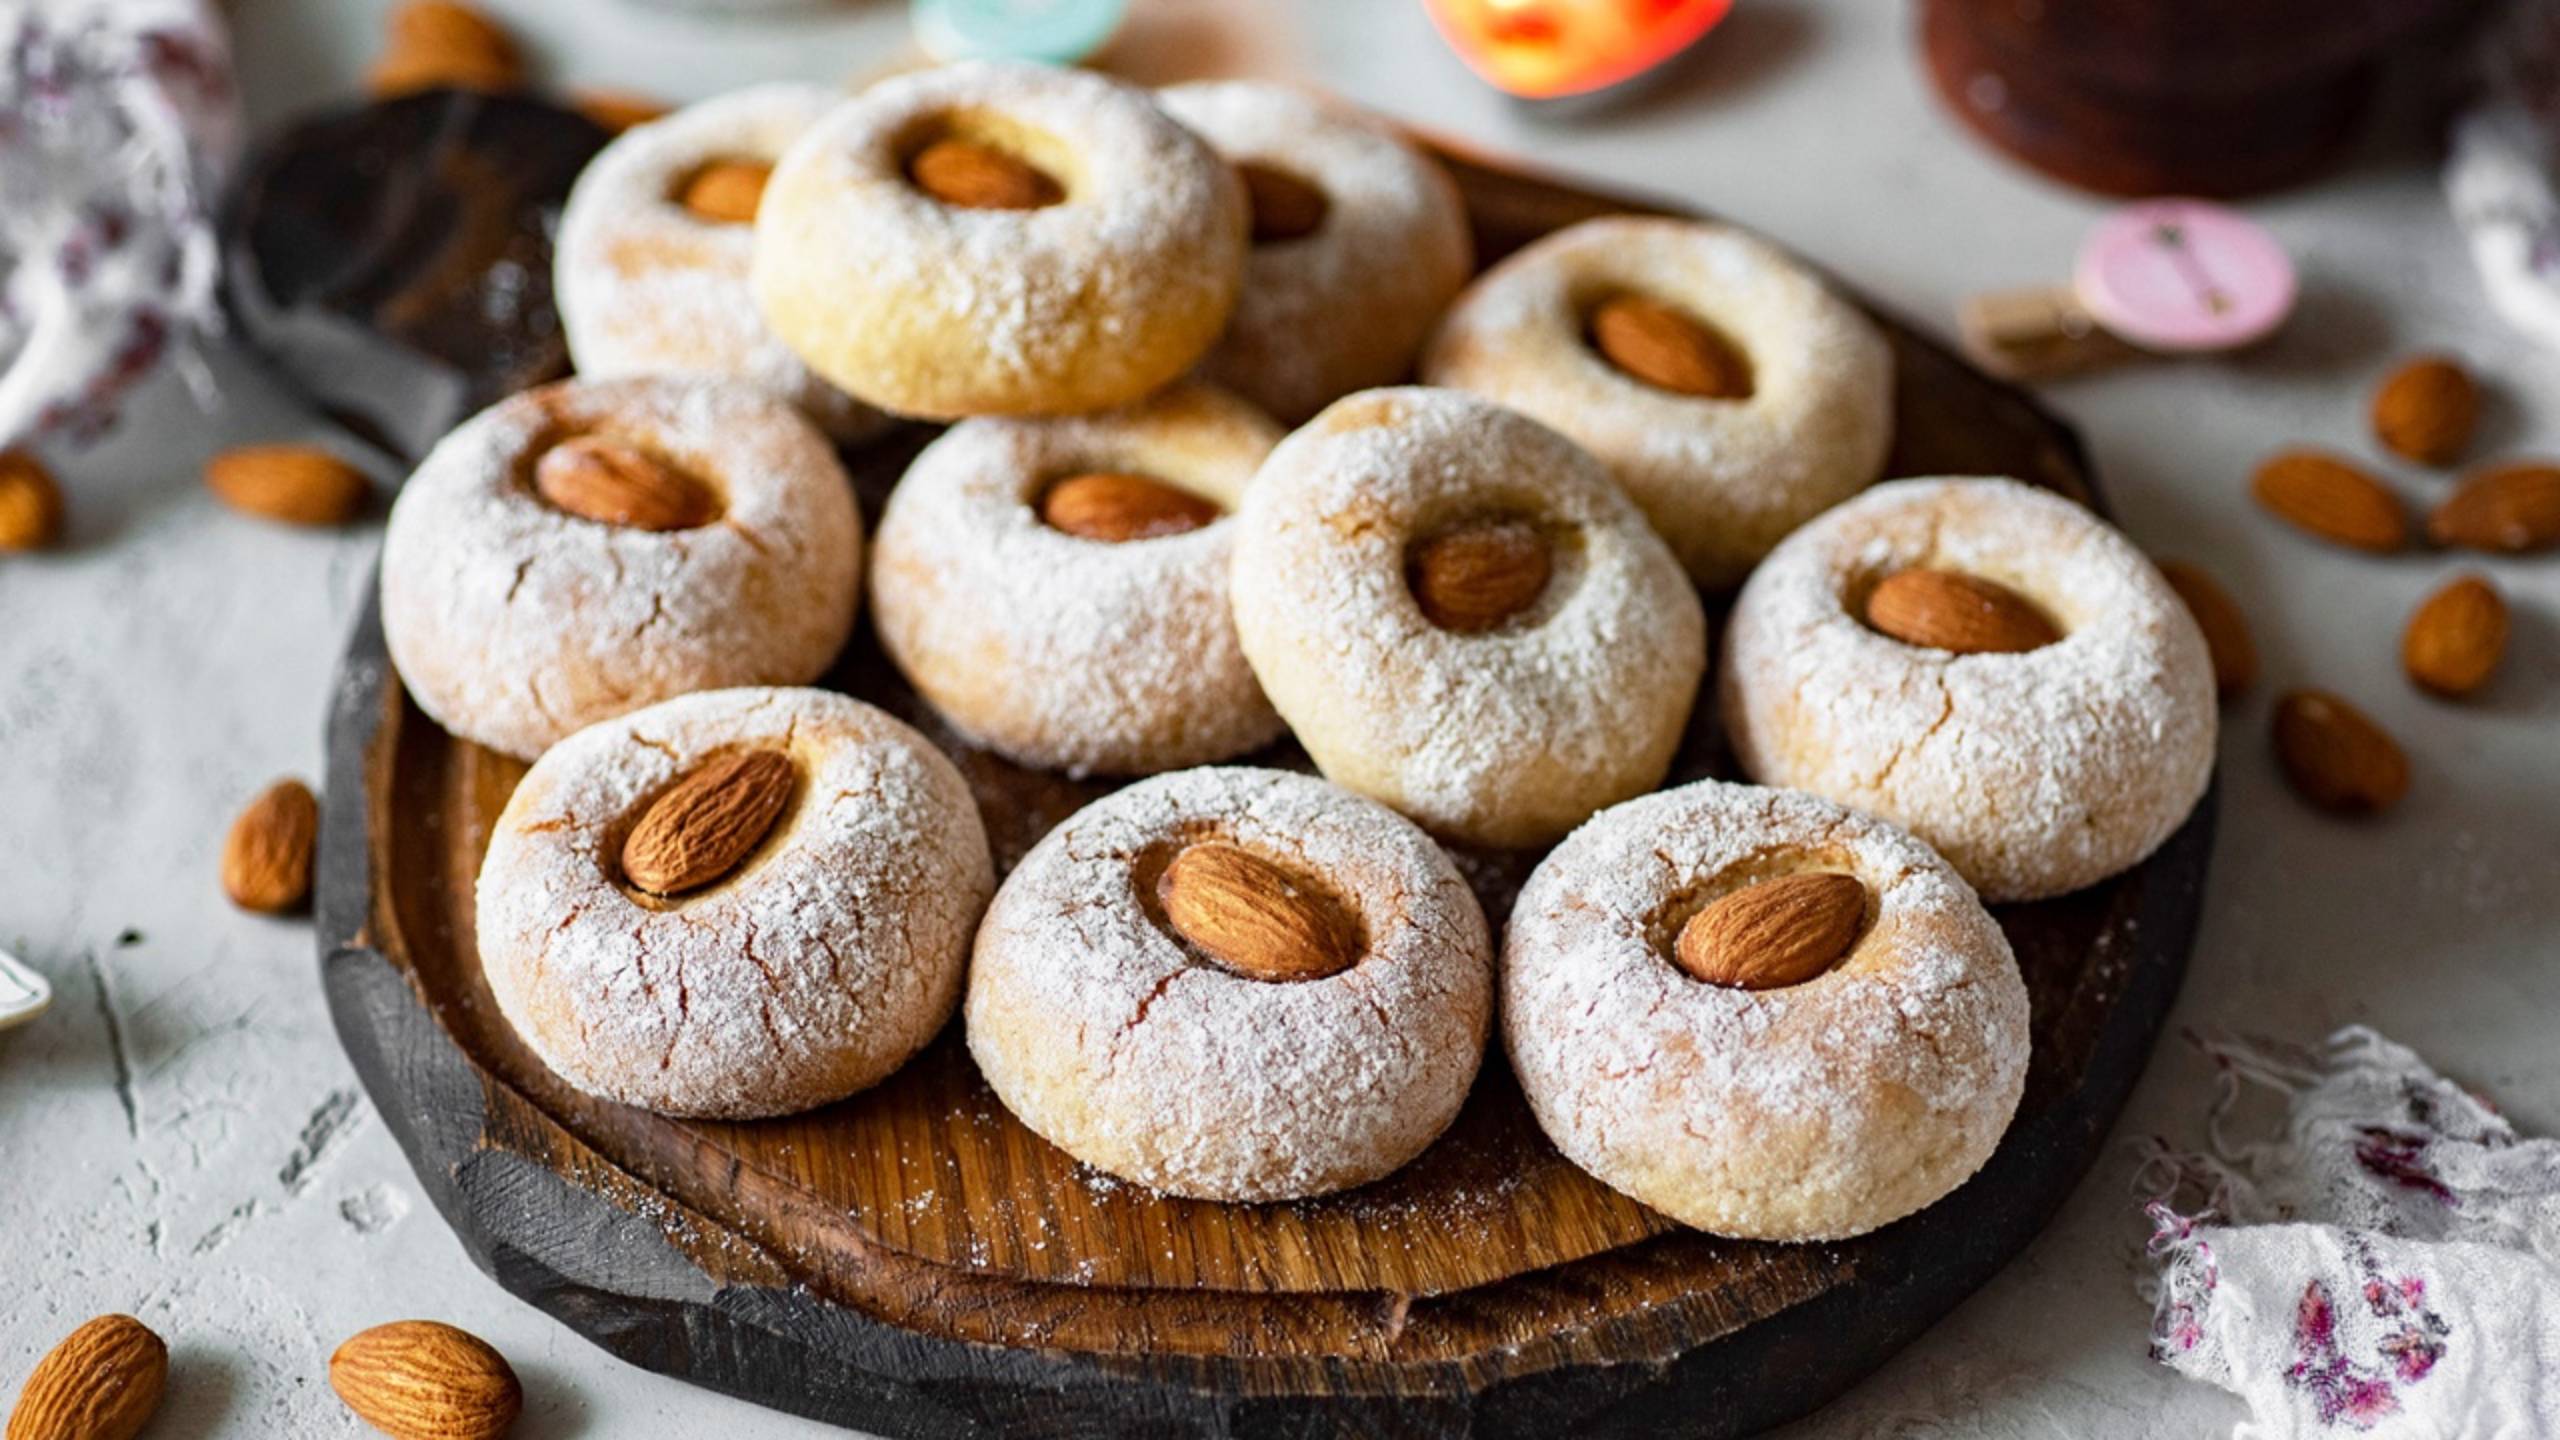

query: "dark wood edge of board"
xmin=313 ymin=154 xmax=2213 ymax=1437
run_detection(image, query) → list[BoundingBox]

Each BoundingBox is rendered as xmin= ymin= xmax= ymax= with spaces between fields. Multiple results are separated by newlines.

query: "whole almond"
xmin=2250 ymin=450 xmax=2406 ymax=553
xmin=1589 ymin=295 xmax=1752 ymax=399
xmin=1237 ymin=162 xmax=1329 ymax=242
xmin=2154 ymin=559 xmax=2257 ymax=699
xmin=0 ymin=450 xmax=63 ymax=552
xmin=907 ymin=139 xmax=1063 ymax=210
xmin=1038 ymin=472 xmax=1222 ymax=543
xmin=2371 ymin=355 xmax=2479 ymax=467
xmin=222 ymin=778 xmax=320 ymax=915
xmin=205 ymin=445 xmax=369 ymax=527
xmin=622 ymin=750 xmax=797 ymax=897
xmin=1158 ymin=842 xmax=1362 ymax=983
xmin=368 ymin=0 xmax=522 ymax=96
xmin=2272 ymin=690 xmax=2409 ymax=816
xmin=1674 ymin=873 xmax=1868 ymax=991
xmin=2429 ymin=462 xmax=2560 ymax=554
xmin=1864 ymin=569 xmax=2059 ymax=654
xmin=1407 ymin=519 xmax=1552 ymax=633
xmin=677 ymin=160 xmax=769 ymax=225
xmin=2402 ymin=574 xmax=2507 ymax=699
xmin=6 ymin=1314 xmax=166 ymax=1440
xmin=329 ymin=1320 xmax=521 ymax=1440
xmin=576 ymin=89 xmax=670 ymax=136
xmin=534 ymin=436 xmax=720 ymax=531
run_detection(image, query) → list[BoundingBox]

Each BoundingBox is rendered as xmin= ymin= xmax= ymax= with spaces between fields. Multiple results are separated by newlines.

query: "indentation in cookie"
xmin=1235 ymin=160 xmax=1329 ymax=244
xmin=530 ymin=434 xmax=725 ymax=532
xmin=1144 ymin=836 xmax=1367 ymax=983
xmin=674 ymin=158 xmax=770 ymax=224
xmin=900 ymin=113 xmax=1071 ymax=211
xmin=1036 ymin=470 xmax=1223 ymax=543
xmin=1859 ymin=568 xmax=2061 ymax=655
xmin=615 ymin=747 xmax=803 ymax=901
xmin=1404 ymin=515 xmax=1556 ymax=634
xmin=1585 ymin=292 xmax=1755 ymax=400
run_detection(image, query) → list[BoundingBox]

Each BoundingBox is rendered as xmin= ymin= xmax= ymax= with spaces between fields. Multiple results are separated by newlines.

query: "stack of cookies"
xmin=378 ymin=60 xmax=2218 ymax=1244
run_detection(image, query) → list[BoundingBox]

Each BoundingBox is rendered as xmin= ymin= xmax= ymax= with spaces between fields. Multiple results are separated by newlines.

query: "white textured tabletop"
xmin=6 ymin=1 xmax=2556 ymax=1435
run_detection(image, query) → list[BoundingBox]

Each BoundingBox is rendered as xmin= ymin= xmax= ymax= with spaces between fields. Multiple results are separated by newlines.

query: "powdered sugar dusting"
xmin=1230 ymin=386 xmax=1706 ymax=848
xmin=380 ymin=375 xmax=862 ymax=760
xmin=555 ymin=84 xmax=889 ymax=442
xmin=869 ymin=382 xmax=1284 ymax=776
xmin=1157 ymin=81 xmax=1473 ymax=423
xmin=478 ymin=687 xmax=993 ymax=1119
xmin=1424 ymin=215 xmax=1892 ymax=587
xmin=1717 ymin=476 xmax=2217 ymax=902
xmin=1503 ymin=778 xmax=2029 ymax=1241
xmin=966 ymin=767 xmax=1492 ymax=1202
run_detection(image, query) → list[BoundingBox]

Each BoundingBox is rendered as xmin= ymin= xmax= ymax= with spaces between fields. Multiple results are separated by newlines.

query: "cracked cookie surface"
xmin=477 ymin=687 xmax=992 ymax=1119
xmin=1503 ymin=779 xmax=2029 ymax=1242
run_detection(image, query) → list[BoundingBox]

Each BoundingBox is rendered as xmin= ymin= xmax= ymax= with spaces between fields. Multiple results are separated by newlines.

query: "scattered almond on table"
xmin=4 ymin=1313 xmax=167 ymax=1440
xmin=2249 ymin=449 xmax=2407 ymax=553
xmin=369 ymin=0 xmax=523 ymax=98
xmin=329 ymin=1320 xmax=522 ymax=1440
xmin=0 ymin=449 xmax=64 ymax=552
xmin=2271 ymin=690 xmax=2410 ymax=817
xmin=572 ymin=89 xmax=669 ymax=136
xmin=2402 ymin=574 xmax=2508 ymax=700
xmin=2370 ymin=354 xmax=2479 ymax=467
xmin=2154 ymin=560 xmax=2257 ymax=699
xmin=205 ymin=444 xmax=370 ymax=527
xmin=2429 ymin=461 xmax=2560 ymax=554
xmin=222 ymin=778 xmax=320 ymax=914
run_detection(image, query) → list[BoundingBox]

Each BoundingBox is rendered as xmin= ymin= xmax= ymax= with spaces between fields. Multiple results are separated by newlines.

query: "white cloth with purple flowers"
xmin=0 ymin=0 xmax=235 ymax=446
xmin=2140 ymin=1027 xmax=2560 ymax=1437
xmin=2447 ymin=0 xmax=2560 ymax=353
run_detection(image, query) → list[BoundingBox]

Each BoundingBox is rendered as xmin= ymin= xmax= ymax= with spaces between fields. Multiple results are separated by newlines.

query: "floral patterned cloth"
xmin=2448 ymin=0 xmax=2560 ymax=352
xmin=2139 ymin=1027 xmax=2560 ymax=1437
xmin=0 ymin=0 xmax=235 ymax=447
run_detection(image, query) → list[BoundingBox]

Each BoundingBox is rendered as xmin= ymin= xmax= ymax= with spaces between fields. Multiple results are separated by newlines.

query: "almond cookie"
xmin=869 ymin=381 xmax=1285 ymax=777
xmin=381 ymin=376 xmax=861 ymax=760
xmin=1505 ymin=779 xmax=2029 ymax=1242
xmin=1230 ymin=386 xmax=1706 ymax=849
xmin=556 ymin=83 xmax=891 ymax=444
xmin=750 ymin=60 xmax=1246 ymax=419
xmin=1424 ymin=216 xmax=1894 ymax=588
xmin=967 ymin=767 xmax=1492 ymax=1201
xmin=478 ymin=687 xmax=993 ymax=1119
xmin=1719 ymin=476 xmax=2217 ymax=902
xmin=1156 ymin=80 xmax=1472 ymax=423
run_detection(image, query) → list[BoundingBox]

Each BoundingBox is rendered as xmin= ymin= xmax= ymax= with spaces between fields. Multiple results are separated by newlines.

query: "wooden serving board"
xmin=317 ymin=148 xmax=2214 ymax=1438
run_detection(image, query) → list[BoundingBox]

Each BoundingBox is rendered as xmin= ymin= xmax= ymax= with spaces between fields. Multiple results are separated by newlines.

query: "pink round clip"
xmin=2073 ymin=200 xmax=2296 ymax=354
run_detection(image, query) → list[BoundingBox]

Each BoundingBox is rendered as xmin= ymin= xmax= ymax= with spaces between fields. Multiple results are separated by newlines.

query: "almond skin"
xmin=0 ymin=449 xmax=63 ymax=552
xmin=2272 ymin=690 xmax=2409 ymax=816
xmin=2371 ymin=355 xmax=2479 ymax=467
xmin=1588 ymin=294 xmax=1753 ymax=399
xmin=907 ymin=139 xmax=1063 ymax=210
xmin=677 ymin=160 xmax=769 ymax=225
xmin=1237 ymin=162 xmax=1329 ymax=242
xmin=2429 ymin=462 xmax=2560 ymax=554
xmin=1037 ymin=472 xmax=1222 ymax=543
xmin=534 ymin=436 xmax=721 ymax=531
xmin=2402 ymin=574 xmax=2507 ymax=699
xmin=1864 ymin=569 xmax=2060 ymax=655
xmin=1675 ymin=873 xmax=1868 ymax=991
xmin=205 ymin=445 xmax=370 ymax=527
xmin=621 ymin=750 xmax=797 ymax=897
xmin=2250 ymin=450 xmax=2407 ymax=553
xmin=368 ymin=0 xmax=522 ymax=96
xmin=6 ymin=1314 xmax=167 ymax=1440
xmin=1158 ymin=842 xmax=1363 ymax=983
xmin=1407 ymin=519 xmax=1552 ymax=634
xmin=222 ymin=778 xmax=320 ymax=915
xmin=329 ymin=1320 xmax=522 ymax=1440
xmin=2155 ymin=559 xmax=2257 ymax=699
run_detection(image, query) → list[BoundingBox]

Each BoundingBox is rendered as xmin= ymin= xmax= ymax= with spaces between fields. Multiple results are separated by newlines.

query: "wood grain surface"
xmin=318 ymin=145 xmax=2213 ymax=1438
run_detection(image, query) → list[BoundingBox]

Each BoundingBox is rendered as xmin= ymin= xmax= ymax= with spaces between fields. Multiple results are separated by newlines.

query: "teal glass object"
xmin=913 ymin=0 xmax=1130 ymax=65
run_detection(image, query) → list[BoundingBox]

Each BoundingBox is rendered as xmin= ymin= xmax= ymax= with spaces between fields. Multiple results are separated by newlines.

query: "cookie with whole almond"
xmin=478 ymin=687 xmax=992 ymax=1118
xmin=380 ymin=376 xmax=862 ymax=760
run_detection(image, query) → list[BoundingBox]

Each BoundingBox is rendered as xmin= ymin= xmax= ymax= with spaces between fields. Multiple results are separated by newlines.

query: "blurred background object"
xmin=2447 ymin=0 xmax=2560 ymax=353
xmin=1421 ymin=0 xmax=1733 ymax=100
